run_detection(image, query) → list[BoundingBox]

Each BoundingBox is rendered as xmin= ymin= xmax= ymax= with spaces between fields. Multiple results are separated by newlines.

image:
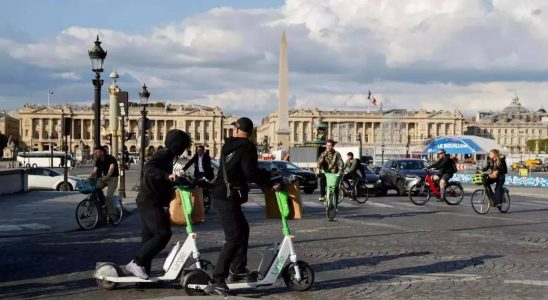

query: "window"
xmin=383 ymin=161 xmax=392 ymax=168
xmin=511 ymin=129 xmax=514 ymax=134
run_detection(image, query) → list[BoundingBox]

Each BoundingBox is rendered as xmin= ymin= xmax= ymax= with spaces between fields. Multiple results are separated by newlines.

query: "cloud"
xmin=1 ymin=0 xmax=548 ymax=120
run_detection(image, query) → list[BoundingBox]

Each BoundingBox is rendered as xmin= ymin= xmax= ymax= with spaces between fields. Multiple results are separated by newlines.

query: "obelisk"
xmin=108 ymin=70 xmax=120 ymax=156
xmin=276 ymin=32 xmax=290 ymax=148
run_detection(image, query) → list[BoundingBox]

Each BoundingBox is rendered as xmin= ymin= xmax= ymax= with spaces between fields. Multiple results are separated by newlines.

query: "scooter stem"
xmin=178 ymin=187 xmax=194 ymax=234
xmin=275 ymin=190 xmax=291 ymax=236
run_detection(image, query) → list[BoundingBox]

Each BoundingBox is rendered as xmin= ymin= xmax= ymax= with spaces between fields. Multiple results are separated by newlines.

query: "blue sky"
xmin=1 ymin=0 xmax=547 ymax=120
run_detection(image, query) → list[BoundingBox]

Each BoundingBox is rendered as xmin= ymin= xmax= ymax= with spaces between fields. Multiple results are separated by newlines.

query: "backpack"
xmin=452 ymin=159 xmax=458 ymax=173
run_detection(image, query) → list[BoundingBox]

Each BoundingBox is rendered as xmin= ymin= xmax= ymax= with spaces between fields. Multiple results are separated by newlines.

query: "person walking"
xmin=204 ymin=117 xmax=271 ymax=296
xmin=125 ymin=129 xmax=192 ymax=281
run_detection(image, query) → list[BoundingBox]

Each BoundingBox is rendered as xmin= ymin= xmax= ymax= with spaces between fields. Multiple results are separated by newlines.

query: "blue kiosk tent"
xmin=424 ymin=135 xmax=507 ymax=164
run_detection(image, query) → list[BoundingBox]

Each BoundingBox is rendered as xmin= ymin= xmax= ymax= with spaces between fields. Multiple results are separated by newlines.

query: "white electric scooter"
xmin=181 ymin=175 xmax=315 ymax=296
xmin=94 ymin=176 xmax=213 ymax=290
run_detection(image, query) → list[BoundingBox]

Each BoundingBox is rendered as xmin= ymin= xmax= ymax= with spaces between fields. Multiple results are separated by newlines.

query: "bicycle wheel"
xmin=497 ymin=189 xmax=511 ymax=213
xmin=110 ymin=198 xmax=124 ymax=226
xmin=444 ymin=182 xmax=464 ymax=205
xmin=354 ymin=183 xmax=369 ymax=204
xmin=409 ymin=183 xmax=430 ymax=205
xmin=76 ymin=198 xmax=99 ymax=230
xmin=471 ymin=189 xmax=490 ymax=214
xmin=326 ymin=191 xmax=337 ymax=221
xmin=204 ymin=194 xmax=211 ymax=214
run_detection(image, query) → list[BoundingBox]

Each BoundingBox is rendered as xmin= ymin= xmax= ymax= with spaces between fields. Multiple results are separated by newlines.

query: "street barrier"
xmin=0 ymin=169 xmax=28 ymax=195
xmin=452 ymin=173 xmax=548 ymax=188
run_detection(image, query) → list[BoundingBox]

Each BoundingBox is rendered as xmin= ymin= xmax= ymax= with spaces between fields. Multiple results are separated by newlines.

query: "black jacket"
xmin=183 ymin=153 xmax=214 ymax=180
xmin=136 ymin=129 xmax=190 ymax=207
xmin=211 ymin=137 xmax=270 ymax=202
xmin=429 ymin=154 xmax=455 ymax=175
xmin=482 ymin=156 xmax=508 ymax=178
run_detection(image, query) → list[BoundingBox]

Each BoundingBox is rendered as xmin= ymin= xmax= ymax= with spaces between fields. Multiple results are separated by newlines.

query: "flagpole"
xmin=48 ymin=89 xmax=50 ymax=107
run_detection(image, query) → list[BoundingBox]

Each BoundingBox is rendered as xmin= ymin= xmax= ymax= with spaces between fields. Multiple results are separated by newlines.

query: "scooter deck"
xmin=97 ymin=275 xmax=171 ymax=283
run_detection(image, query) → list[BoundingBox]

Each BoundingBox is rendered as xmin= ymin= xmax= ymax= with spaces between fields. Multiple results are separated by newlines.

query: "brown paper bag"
xmin=169 ymin=187 xmax=205 ymax=226
xmin=265 ymin=182 xmax=303 ymax=219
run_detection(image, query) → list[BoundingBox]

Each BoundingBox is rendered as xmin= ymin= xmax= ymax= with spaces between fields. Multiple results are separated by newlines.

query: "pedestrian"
xmin=204 ymin=117 xmax=272 ymax=296
xmin=316 ymin=139 xmax=344 ymax=202
xmin=125 ymin=129 xmax=192 ymax=282
xmin=90 ymin=146 xmax=119 ymax=223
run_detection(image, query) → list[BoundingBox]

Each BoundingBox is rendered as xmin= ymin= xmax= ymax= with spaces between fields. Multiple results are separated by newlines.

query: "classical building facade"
xmin=0 ymin=111 xmax=20 ymax=158
xmin=258 ymin=108 xmax=466 ymax=157
xmin=465 ymin=96 xmax=548 ymax=153
xmin=17 ymin=103 xmax=236 ymax=159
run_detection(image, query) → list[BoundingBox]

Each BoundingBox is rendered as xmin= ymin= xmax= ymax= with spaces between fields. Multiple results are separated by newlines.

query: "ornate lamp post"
xmin=136 ymin=84 xmax=150 ymax=190
xmin=119 ymin=101 xmax=127 ymax=197
xmin=88 ymin=35 xmax=107 ymax=148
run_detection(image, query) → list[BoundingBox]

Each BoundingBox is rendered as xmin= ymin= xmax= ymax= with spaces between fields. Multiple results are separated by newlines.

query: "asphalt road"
xmin=1 ymin=167 xmax=547 ymax=299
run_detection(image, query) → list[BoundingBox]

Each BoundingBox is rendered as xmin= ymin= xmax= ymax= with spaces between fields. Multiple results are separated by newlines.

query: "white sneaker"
xmin=318 ymin=197 xmax=325 ymax=202
xmin=126 ymin=260 xmax=149 ymax=280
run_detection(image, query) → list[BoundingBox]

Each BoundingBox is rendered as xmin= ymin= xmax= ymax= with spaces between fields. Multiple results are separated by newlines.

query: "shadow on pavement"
xmin=345 ymin=211 xmax=438 ymax=220
xmin=0 ymin=278 xmax=95 ymax=299
xmin=311 ymin=251 xmax=431 ymax=272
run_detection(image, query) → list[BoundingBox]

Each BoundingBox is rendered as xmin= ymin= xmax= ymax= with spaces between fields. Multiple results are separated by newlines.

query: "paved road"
xmin=0 ymin=174 xmax=547 ymax=299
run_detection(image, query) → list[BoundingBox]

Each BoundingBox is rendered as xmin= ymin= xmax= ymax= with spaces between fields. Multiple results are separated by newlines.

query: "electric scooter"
xmin=180 ymin=175 xmax=315 ymax=296
xmin=93 ymin=176 xmax=213 ymax=290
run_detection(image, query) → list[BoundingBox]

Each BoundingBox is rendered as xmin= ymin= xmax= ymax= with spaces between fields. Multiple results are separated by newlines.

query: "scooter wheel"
xmin=181 ymin=269 xmax=210 ymax=296
xmin=95 ymin=263 xmax=119 ymax=290
xmin=283 ymin=260 xmax=314 ymax=291
xmin=183 ymin=259 xmax=215 ymax=275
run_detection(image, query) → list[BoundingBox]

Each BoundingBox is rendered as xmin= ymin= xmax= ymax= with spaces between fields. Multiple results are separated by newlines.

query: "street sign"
xmin=137 ymin=135 xmax=150 ymax=148
xmin=137 ymin=117 xmax=152 ymax=131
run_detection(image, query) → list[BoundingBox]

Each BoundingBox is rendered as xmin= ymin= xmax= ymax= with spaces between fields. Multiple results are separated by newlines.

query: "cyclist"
xmin=317 ymin=139 xmax=344 ymax=202
xmin=342 ymin=152 xmax=362 ymax=198
xmin=89 ymin=146 xmax=119 ymax=223
xmin=480 ymin=149 xmax=507 ymax=207
xmin=428 ymin=149 xmax=456 ymax=202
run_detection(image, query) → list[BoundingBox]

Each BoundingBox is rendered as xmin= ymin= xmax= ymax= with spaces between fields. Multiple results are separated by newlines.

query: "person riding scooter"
xmin=428 ymin=149 xmax=456 ymax=202
xmin=125 ymin=129 xmax=192 ymax=282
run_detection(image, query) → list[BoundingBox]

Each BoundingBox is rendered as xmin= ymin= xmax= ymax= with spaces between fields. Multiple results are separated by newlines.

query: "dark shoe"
xmin=204 ymin=281 xmax=230 ymax=296
xmin=228 ymin=268 xmax=258 ymax=283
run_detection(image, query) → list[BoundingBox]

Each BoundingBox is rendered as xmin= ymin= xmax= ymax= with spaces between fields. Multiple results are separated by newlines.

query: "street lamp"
xmin=137 ymin=84 xmax=150 ymax=189
xmin=88 ymin=35 xmax=107 ymax=148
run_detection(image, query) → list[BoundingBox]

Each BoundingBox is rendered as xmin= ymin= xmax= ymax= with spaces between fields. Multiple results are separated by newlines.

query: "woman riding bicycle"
xmin=479 ymin=149 xmax=507 ymax=208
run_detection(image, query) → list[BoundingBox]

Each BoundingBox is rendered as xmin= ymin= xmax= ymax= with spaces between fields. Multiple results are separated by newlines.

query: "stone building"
xmin=17 ymin=103 xmax=236 ymax=159
xmin=0 ymin=111 xmax=20 ymax=158
xmin=465 ymin=96 xmax=548 ymax=153
xmin=257 ymin=108 xmax=465 ymax=159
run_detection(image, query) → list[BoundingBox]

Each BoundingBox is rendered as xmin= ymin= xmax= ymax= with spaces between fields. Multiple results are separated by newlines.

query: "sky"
xmin=1 ymin=0 xmax=548 ymax=122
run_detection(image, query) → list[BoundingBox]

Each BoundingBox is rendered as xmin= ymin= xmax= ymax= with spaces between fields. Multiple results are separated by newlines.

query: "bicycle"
xmin=323 ymin=172 xmax=341 ymax=221
xmin=75 ymin=178 xmax=124 ymax=230
xmin=339 ymin=176 xmax=369 ymax=204
xmin=408 ymin=169 xmax=464 ymax=206
xmin=470 ymin=173 xmax=510 ymax=214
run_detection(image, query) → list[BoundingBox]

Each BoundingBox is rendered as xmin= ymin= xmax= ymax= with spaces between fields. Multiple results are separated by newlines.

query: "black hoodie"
xmin=211 ymin=137 xmax=270 ymax=202
xmin=136 ymin=129 xmax=191 ymax=207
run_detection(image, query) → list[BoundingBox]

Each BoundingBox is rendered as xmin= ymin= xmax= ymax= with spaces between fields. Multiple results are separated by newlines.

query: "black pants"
xmin=212 ymin=199 xmax=249 ymax=283
xmin=319 ymin=173 xmax=340 ymax=198
xmin=135 ymin=200 xmax=172 ymax=273
xmin=485 ymin=175 xmax=505 ymax=204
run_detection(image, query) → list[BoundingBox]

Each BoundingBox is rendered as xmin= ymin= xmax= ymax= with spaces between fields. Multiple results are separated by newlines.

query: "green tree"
xmin=0 ymin=133 xmax=7 ymax=158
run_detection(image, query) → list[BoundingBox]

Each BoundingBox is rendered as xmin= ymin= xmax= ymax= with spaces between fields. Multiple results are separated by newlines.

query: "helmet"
xmin=437 ymin=149 xmax=446 ymax=155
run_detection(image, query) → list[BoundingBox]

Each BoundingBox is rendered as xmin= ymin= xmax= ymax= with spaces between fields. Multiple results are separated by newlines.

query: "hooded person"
xmin=204 ymin=117 xmax=272 ymax=296
xmin=126 ymin=129 xmax=191 ymax=281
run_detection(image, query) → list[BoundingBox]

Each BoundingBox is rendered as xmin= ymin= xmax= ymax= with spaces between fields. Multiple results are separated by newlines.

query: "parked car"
xmin=378 ymin=159 xmax=427 ymax=195
xmin=360 ymin=164 xmax=385 ymax=196
xmin=258 ymin=160 xmax=318 ymax=194
xmin=26 ymin=167 xmax=80 ymax=191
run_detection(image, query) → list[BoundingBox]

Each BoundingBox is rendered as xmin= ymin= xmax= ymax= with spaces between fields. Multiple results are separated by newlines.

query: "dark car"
xmin=378 ymin=159 xmax=427 ymax=195
xmin=359 ymin=164 xmax=384 ymax=196
xmin=258 ymin=160 xmax=318 ymax=194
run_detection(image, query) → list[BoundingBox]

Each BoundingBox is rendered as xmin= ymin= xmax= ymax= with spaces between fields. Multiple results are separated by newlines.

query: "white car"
xmin=27 ymin=167 xmax=80 ymax=191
